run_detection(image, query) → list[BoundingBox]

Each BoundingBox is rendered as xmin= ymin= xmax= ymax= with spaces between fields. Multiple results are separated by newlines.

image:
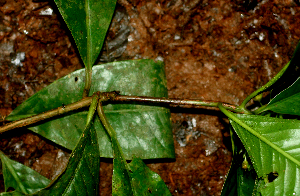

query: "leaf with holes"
xmin=53 ymin=0 xmax=117 ymax=69
xmin=230 ymin=114 xmax=300 ymax=195
xmin=0 ymin=151 xmax=50 ymax=194
xmin=6 ymin=60 xmax=174 ymax=160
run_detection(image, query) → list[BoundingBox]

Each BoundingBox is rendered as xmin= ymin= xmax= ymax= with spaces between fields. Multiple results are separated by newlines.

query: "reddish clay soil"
xmin=1 ymin=0 xmax=300 ymax=195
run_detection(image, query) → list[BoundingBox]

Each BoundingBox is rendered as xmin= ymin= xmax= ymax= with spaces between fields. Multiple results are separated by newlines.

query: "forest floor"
xmin=1 ymin=0 xmax=300 ymax=195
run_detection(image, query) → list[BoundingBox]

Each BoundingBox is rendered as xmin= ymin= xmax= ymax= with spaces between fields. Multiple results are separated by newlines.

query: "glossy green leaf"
xmin=112 ymin=155 xmax=172 ymax=195
xmin=53 ymin=0 xmax=117 ymax=69
xmin=97 ymin=107 xmax=171 ymax=196
xmin=230 ymin=114 xmax=300 ymax=196
xmin=259 ymin=76 xmax=300 ymax=115
xmin=35 ymin=124 xmax=100 ymax=196
xmin=109 ymin=123 xmax=133 ymax=195
xmin=128 ymin=157 xmax=171 ymax=195
xmin=6 ymin=60 xmax=174 ymax=159
xmin=112 ymin=156 xmax=172 ymax=195
xmin=0 ymin=151 xmax=50 ymax=194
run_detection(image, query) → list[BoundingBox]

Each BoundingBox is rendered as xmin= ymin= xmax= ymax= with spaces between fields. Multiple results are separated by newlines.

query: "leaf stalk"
xmin=239 ymin=61 xmax=290 ymax=110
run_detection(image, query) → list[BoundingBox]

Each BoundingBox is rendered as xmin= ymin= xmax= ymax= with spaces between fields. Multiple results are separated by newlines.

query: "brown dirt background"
xmin=1 ymin=0 xmax=300 ymax=195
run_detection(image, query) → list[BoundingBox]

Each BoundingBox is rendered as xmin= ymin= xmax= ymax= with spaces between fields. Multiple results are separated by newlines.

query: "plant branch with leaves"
xmin=1 ymin=0 xmax=300 ymax=195
xmin=0 ymin=91 xmax=243 ymax=134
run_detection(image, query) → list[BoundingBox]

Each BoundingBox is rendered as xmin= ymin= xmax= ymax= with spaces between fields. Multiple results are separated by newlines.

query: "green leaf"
xmin=110 ymin=128 xmax=133 ymax=195
xmin=53 ymin=0 xmax=117 ymax=69
xmin=97 ymin=105 xmax=171 ymax=195
xmin=229 ymin=114 xmax=300 ymax=196
xmin=111 ymin=156 xmax=172 ymax=195
xmin=221 ymin=131 xmax=256 ymax=196
xmin=112 ymin=153 xmax=172 ymax=195
xmin=33 ymin=94 xmax=100 ymax=195
xmin=241 ymin=41 xmax=300 ymax=111
xmin=254 ymin=41 xmax=300 ymax=115
xmin=0 ymin=151 xmax=50 ymax=194
xmin=221 ymin=160 xmax=256 ymax=196
xmin=35 ymin=125 xmax=100 ymax=195
xmin=6 ymin=60 xmax=174 ymax=160
xmin=0 ymin=98 xmax=99 ymax=196
xmin=258 ymin=76 xmax=300 ymax=115
xmin=128 ymin=157 xmax=172 ymax=195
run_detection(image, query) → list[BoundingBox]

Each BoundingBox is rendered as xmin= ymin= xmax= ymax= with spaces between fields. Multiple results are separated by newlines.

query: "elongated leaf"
xmin=112 ymin=155 xmax=172 ymax=195
xmin=260 ymin=76 xmax=300 ymax=115
xmin=35 ymin=124 xmax=100 ymax=196
xmin=128 ymin=157 xmax=171 ymax=195
xmin=6 ymin=60 xmax=174 ymax=159
xmin=97 ymin=105 xmax=171 ymax=196
xmin=53 ymin=0 xmax=117 ymax=69
xmin=112 ymin=155 xmax=172 ymax=196
xmin=0 ymin=151 xmax=50 ymax=194
xmin=110 ymin=127 xmax=133 ymax=195
xmin=230 ymin=114 xmax=300 ymax=196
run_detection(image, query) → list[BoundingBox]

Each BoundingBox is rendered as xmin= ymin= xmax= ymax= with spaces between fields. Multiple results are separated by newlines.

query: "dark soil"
xmin=1 ymin=0 xmax=300 ymax=195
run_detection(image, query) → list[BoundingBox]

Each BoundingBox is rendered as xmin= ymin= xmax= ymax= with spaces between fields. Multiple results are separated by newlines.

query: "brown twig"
xmin=111 ymin=95 xmax=239 ymax=111
xmin=0 ymin=91 xmax=242 ymax=134
xmin=0 ymin=96 xmax=93 ymax=134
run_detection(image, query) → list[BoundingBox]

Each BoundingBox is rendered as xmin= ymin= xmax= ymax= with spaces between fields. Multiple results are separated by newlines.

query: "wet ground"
xmin=1 ymin=0 xmax=300 ymax=195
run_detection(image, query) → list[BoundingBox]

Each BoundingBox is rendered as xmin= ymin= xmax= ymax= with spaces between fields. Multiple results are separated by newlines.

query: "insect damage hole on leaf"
xmin=75 ymin=76 xmax=78 ymax=82
xmin=267 ymin=171 xmax=279 ymax=183
xmin=6 ymin=187 xmax=15 ymax=192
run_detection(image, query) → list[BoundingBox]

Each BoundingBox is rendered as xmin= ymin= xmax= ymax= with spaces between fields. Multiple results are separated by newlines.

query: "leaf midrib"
xmin=0 ymin=152 xmax=29 ymax=194
xmin=85 ymin=0 xmax=92 ymax=69
xmin=219 ymin=104 xmax=300 ymax=168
